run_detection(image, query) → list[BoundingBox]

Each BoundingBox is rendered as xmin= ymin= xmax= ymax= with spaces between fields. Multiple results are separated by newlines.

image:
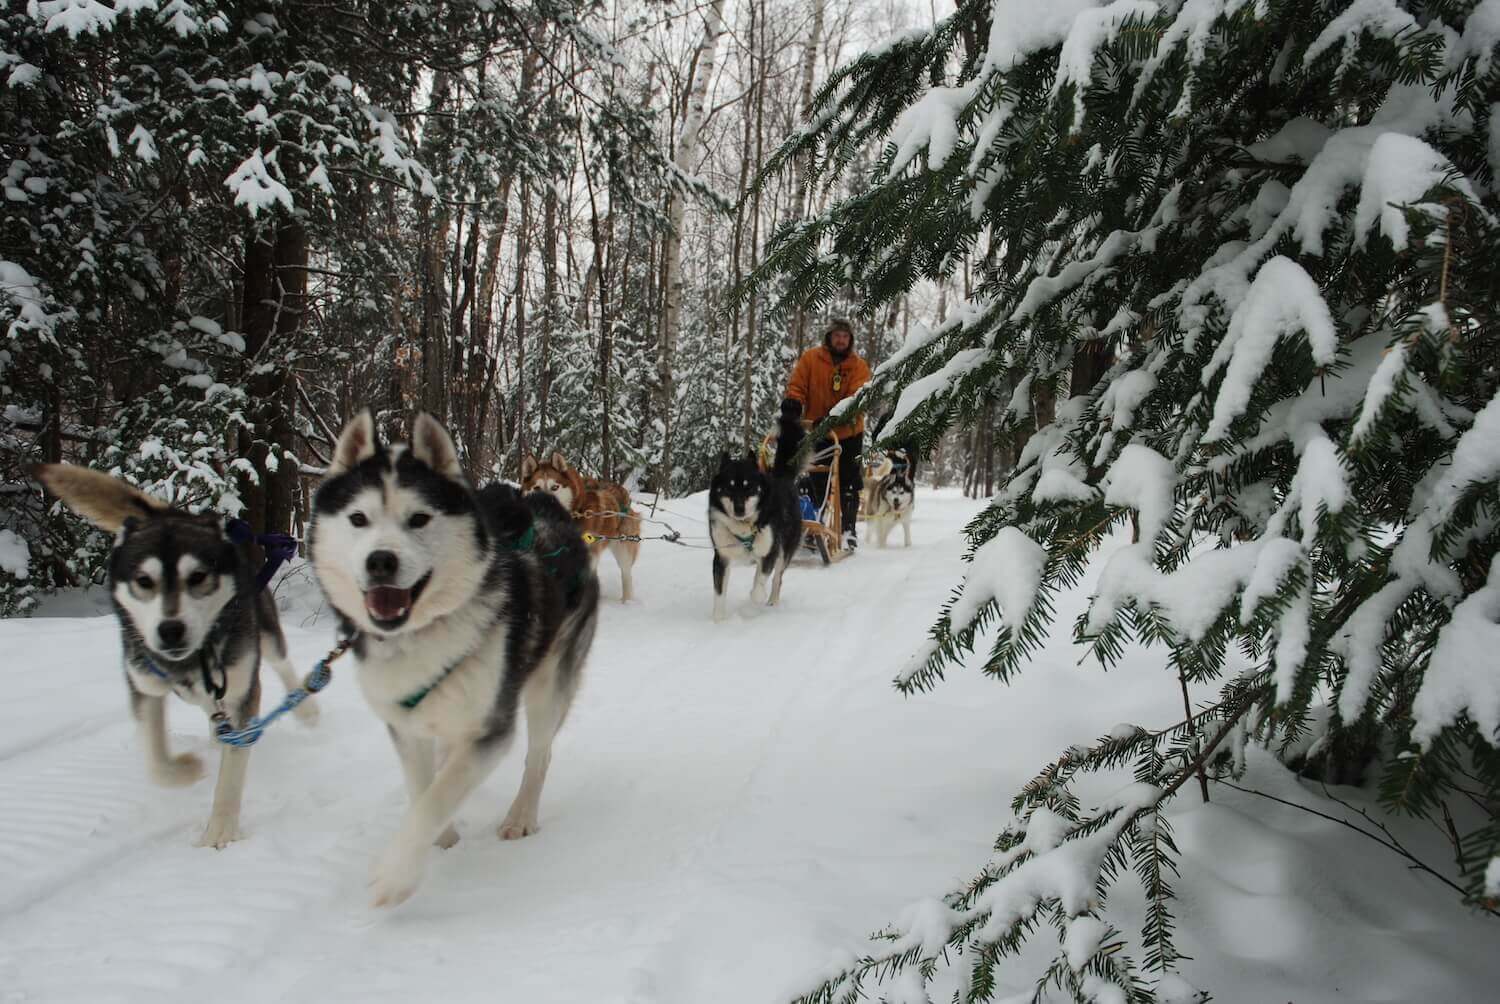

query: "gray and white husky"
xmin=868 ymin=454 xmax=915 ymax=549
xmin=31 ymin=464 xmax=316 ymax=848
xmin=309 ymin=412 xmax=599 ymax=907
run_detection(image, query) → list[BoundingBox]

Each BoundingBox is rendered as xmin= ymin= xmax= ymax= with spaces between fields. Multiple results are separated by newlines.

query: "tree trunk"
xmin=237 ymin=216 xmax=305 ymax=535
xmin=513 ymin=180 xmax=532 ymax=462
xmin=789 ymin=0 xmax=826 ymax=356
xmin=743 ymin=0 xmax=768 ymax=447
xmin=417 ymin=73 xmax=454 ymax=421
xmin=656 ymin=0 xmax=727 ymax=489
xmin=1070 ymin=340 xmax=1113 ymax=398
xmin=538 ymin=184 xmax=559 ymax=448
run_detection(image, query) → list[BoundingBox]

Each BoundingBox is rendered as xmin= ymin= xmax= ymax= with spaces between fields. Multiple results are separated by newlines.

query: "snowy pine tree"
xmin=1 ymin=1 xmax=640 ymax=609
xmin=754 ymin=1 xmax=1500 ymax=998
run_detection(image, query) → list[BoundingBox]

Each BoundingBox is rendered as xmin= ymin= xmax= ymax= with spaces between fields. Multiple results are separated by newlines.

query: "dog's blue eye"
xmin=408 ymin=513 xmax=431 ymax=529
xmin=349 ymin=512 xmax=369 ymax=528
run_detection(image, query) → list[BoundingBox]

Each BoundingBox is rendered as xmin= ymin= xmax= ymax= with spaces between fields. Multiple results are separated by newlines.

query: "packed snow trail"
xmin=1 ymin=490 xmax=1497 ymax=1002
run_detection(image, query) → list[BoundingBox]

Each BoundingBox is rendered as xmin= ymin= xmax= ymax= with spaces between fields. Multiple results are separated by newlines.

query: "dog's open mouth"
xmin=364 ymin=572 xmax=431 ymax=630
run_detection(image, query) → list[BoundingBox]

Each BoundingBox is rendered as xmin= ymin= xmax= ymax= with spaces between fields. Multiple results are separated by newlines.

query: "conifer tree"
xmin=0 ymin=1 xmax=644 ymax=610
xmin=753 ymin=1 xmax=1500 ymax=998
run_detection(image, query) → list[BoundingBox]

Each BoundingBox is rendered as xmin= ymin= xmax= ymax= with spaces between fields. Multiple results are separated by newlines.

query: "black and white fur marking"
xmin=707 ymin=414 xmax=806 ymax=621
xmin=30 ymin=463 xmax=315 ymax=849
xmin=309 ymin=411 xmax=599 ymax=907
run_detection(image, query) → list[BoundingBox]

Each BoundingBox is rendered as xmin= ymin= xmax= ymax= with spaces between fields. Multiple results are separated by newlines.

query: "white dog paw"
xmin=712 ymin=603 xmax=728 ymax=623
xmin=434 ymin=824 xmax=460 ymax=850
xmin=750 ymin=586 xmax=767 ymax=605
xmin=370 ymin=842 xmax=427 ymax=908
xmin=497 ymin=812 xmax=539 ymax=841
xmin=195 ymin=815 xmax=241 ymax=849
xmin=152 ymin=752 xmax=205 ymax=788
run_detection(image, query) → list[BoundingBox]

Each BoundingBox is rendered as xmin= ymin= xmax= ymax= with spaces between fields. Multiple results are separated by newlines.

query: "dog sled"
xmin=760 ymin=431 xmax=848 ymax=565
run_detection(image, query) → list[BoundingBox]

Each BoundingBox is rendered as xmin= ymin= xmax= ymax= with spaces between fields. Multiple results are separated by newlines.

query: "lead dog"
xmin=31 ymin=463 xmax=316 ymax=848
xmin=309 ymin=412 xmax=599 ymax=906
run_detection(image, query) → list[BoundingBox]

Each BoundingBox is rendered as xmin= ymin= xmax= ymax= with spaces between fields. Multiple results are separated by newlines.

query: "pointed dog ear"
xmin=330 ymin=409 xmax=377 ymax=474
xmin=549 ymin=451 xmax=568 ymax=472
xmin=520 ymin=453 xmax=538 ymax=481
xmin=31 ymin=463 xmax=167 ymax=532
xmin=411 ymin=412 xmax=463 ymax=479
xmin=717 ymin=451 xmax=730 ymax=470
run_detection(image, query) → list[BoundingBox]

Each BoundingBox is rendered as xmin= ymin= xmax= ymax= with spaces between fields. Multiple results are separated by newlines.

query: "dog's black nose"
xmin=158 ymin=620 xmax=185 ymax=648
xmin=366 ymin=550 xmax=400 ymax=582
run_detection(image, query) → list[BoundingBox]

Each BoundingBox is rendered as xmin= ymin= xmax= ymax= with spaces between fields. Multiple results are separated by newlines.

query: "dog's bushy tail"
xmin=771 ymin=411 xmax=805 ymax=481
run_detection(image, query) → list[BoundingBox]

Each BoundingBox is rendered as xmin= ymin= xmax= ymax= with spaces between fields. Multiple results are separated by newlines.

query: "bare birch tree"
xmin=654 ymin=0 xmax=727 ymax=488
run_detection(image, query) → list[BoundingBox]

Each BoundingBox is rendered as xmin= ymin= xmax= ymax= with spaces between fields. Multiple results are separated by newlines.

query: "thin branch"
xmin=1216 ymin=779 xmax=1499 ymax=918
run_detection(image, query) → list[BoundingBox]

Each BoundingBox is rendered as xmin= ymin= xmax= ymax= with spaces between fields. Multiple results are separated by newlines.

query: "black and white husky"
xmin=707 ymin=413 xmax=805 ymax=621
xmin=31 ymin=464 xmax=316 ymax=848
xmin=868 ymin=452 xmax=915 ymax=548
xmin=309 ymin=412 xmax=599 ymax=907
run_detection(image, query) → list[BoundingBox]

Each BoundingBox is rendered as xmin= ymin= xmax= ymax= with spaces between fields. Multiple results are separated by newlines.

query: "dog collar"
xmin=734 ymin=531 xmax=756 ymax=552
xmin=397 ymin=658 xmax=462 ymax=710
xmin=139 ymin=656 xmax=170 ymax=681
xmin=137 ymin=646 xmax=229 ymax=702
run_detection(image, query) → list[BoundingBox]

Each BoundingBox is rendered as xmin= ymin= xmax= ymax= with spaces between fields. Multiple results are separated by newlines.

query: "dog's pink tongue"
xmin=365 ymin=586 xmax=411 ymax=621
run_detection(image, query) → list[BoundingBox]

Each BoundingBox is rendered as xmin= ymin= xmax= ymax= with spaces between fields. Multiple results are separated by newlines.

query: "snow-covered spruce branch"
xmin=752 ymin=0 xmax=1500 ymax=992
xmin=795 ymin=694 xmax=1262 ymax=1004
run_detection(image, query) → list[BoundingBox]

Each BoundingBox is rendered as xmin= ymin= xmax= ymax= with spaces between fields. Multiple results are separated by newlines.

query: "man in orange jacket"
xmin=782 ymin=318 xmax=872 ymax=549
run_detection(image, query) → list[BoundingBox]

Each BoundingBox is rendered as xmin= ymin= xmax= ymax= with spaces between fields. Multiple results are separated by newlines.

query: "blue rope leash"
xmin=211 ymin=637 xmax=351 ymax=748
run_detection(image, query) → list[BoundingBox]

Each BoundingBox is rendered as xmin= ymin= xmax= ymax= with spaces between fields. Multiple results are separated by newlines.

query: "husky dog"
xmin=868 ymin=453 xmax=915 ymax=548
xmin=707 ymin=413 xmax=805 ymax=621
xmin=30 ymin=464 xmax=315 ymax=848
xmin=521 ymin=452 xmax=640 ymax=603
xmin=861 ymin=451 xmax=895 ymax=519
xmin=308 ymin=412 xmax=599 ymax=907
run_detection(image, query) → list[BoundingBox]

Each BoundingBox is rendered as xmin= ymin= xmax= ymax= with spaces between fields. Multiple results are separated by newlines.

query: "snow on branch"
xmin=883 ymin=346 xmax=988 ymax=436
xmin=0 ymin=259 xmax=69 ymax=341
xmin=1411 ymin=555 xmax=1500 ymax=748
xmin=1353 ymin=133 xmax=1484 ymax=252
xmin=1053 ymin=1 xmax=1160 ymax=129
xmin=983 ymin=0 xmax=1105 ymax=75
xmin=1101 ymin=443 xmax=1174 ymax=543
xmin=887 ymin=84 xmax=976 ymax=176
xmin=1087 ymin=539 xmax=1269 ymax=645
xmin=949 ymin=527 xmax=1049 ymax=636
xmin=1202 ymin=256 xmax=1336 ymax=442
xmin=1183 ymin=85 xmax=1463 ymax=353
xmin=1303 ymin=0 xmax=1420 ymax=72
xmin=1418 ymin=384 xmax=1500 ymax=537
xmin=224 ymin=150 xmax=294 ymax=217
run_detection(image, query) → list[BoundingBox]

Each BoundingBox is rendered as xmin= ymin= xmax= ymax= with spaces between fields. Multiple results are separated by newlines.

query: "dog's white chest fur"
xmin=709 ymin=512 xmax=773 ymax=563
xmin=355 ymin=601 xmax=506 ymax=739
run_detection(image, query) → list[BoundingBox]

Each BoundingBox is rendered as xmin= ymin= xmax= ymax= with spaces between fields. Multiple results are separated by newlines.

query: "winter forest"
xmin=5 ymin=1 xmax=1500 ymax=1002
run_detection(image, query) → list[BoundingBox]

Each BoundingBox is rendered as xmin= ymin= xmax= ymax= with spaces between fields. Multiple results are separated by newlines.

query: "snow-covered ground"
xmin=1 ymin=489 xmax=1495 ymax=1002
